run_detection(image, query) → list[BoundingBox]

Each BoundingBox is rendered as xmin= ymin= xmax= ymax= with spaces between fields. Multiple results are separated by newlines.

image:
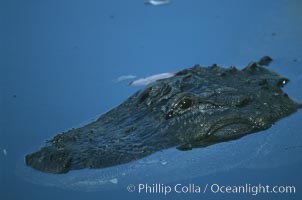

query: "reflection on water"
xmin=16 ymin=111 xmax=302 ymax=192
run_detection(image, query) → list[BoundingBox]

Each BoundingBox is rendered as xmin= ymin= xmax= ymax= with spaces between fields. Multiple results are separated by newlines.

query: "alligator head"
xmin=25 ymin=62 xmax=301 ymax=173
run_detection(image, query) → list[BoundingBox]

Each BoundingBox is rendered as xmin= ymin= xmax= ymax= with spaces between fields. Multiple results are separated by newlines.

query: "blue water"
xmin=1 ymin=0 xmax=302 ymax=199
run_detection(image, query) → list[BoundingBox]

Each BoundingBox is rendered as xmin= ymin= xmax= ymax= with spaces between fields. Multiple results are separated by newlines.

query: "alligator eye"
xmin=277 ymin=78 xmax=289 ymax=87
xmin=165 ymin=97 xmax=193 ymax=120
xmin=177 ymin=97 xmax=192 ymax=110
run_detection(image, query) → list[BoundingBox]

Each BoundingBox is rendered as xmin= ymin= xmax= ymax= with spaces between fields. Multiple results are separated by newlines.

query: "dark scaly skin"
xmin=25 ymin=62 xmax=302 ymax=174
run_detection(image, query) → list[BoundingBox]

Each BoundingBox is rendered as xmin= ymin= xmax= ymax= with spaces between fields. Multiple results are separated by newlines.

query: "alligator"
xmin=25 ymin=61 xmax=302 ymax=174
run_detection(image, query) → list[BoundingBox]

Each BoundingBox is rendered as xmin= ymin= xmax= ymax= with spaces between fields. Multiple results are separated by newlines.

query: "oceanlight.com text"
xmin=126 ymin=183 xmax=296 ymax=196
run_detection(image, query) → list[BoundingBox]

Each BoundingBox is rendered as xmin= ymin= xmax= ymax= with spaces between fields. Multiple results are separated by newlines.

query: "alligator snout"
xmin=25 ymin=146 xmax=72 ymax=174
